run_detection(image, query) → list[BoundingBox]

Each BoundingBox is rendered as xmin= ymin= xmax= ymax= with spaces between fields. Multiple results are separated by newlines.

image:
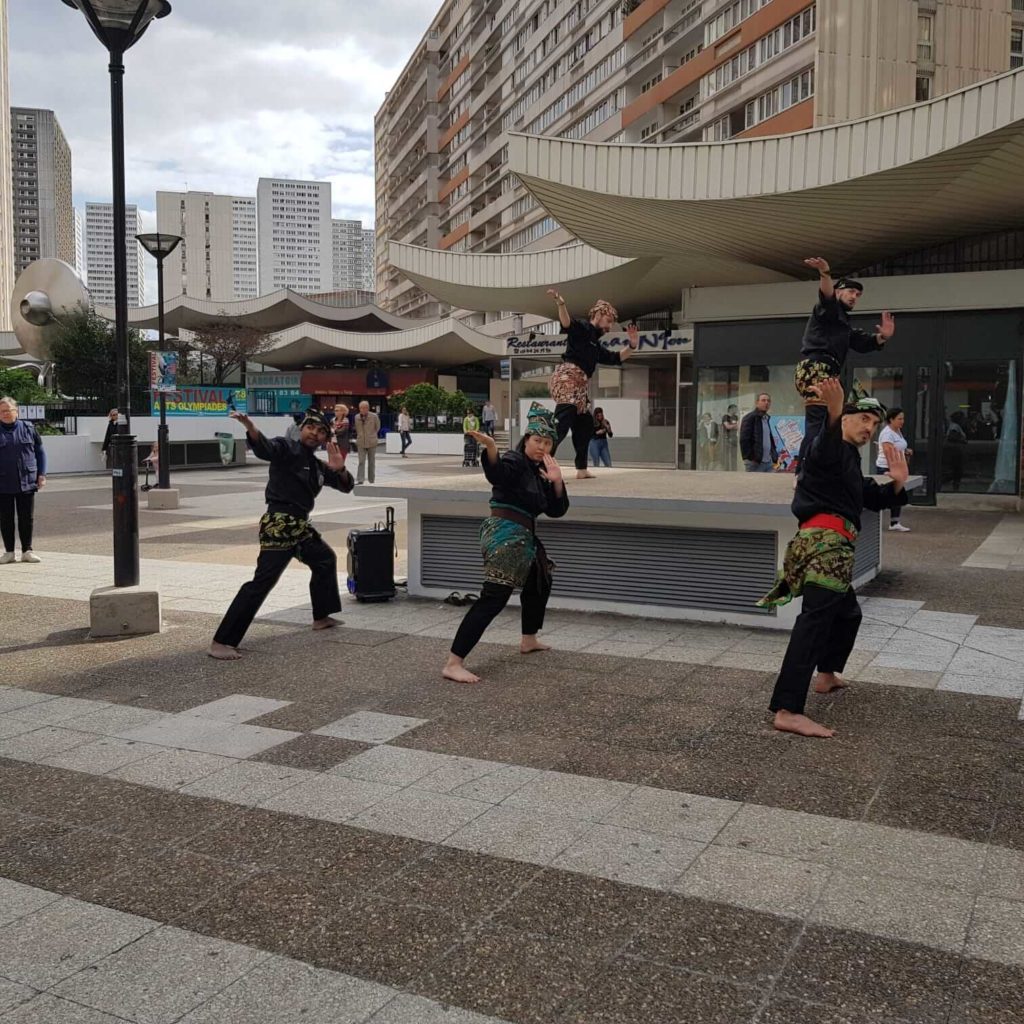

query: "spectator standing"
xmin=101 ymin=408 xmax=118 ymax=468
xmin=721 ymin=404 xmax=740 ymax=471
xmin=589 ymin=407 xmax=613 ymax=467
xmin=740 ymin=393 xmax=779 ymax=472
xmin=332 ymin=403 xmax=352 ymax=453
xmin=398 ymin=406 xmax=412 ymax=457
xmin=875 ymin=407 xmax=913 ymax=532
xmin=463 ymin=408 xmax=481 ymax=467
xmin=698 ymin=412 xmax=720 ymax=468
xmin=482 ymin=400 xmax=497 ymax=438
xmin=354 ymin=401 xmax=381 ymax=484
xmin=0 ymin=396 xmax=46 ymax=564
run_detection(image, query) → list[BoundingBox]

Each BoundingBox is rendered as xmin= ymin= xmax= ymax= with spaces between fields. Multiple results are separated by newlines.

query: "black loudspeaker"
xmin=347 ymin=507 xmax=396 ymax=602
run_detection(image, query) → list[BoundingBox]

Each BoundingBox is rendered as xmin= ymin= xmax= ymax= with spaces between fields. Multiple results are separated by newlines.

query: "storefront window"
xmin=696 ymin=364 xmax=803 ymax=472
xmin=851 ymin=366 xmax=904 ymax=476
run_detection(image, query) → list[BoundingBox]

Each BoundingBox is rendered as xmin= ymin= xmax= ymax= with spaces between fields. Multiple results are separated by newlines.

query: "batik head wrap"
xmin=842 ymin=396 xmax=886 ymax=421
xmin=588 ymin=299 xmax=618 ymax=323
xmin=524 ymin=402 xmax=558 ymax=442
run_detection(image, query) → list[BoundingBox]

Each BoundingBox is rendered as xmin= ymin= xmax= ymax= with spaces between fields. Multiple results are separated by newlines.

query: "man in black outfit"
xmin=209 ymin=408 xmax=353 ymax=660
xmin=796 ymin=256 xmax=895 ymax=465
xmin=757 ymin=378 xmax=909 ymax=738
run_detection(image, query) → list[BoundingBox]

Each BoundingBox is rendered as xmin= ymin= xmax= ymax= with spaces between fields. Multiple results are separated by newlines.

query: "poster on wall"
xmin=149 ymin=351 xmax=178 ymax=392
xmin=772 ymin=415 xmax=805 ymax=472
xmin=160 ymin=387 xmax=248 ymax=417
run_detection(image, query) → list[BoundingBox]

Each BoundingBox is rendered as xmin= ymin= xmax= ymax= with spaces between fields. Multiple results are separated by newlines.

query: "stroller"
xmin=462 ymin=433 xmax=479 ymax=467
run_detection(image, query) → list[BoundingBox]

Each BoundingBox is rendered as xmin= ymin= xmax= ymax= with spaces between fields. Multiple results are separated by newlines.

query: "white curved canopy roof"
xmin=247 ymin=318 xmax=507 ymax=370
xmin=390 ymin=68 xmax=1024 ymax=317
xmin=98 ymin=289 xmax=420 ymax=335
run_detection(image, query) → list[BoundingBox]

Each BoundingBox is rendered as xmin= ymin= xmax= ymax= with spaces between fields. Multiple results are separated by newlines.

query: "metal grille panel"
xmin=421 ymin=516 xmax=778 ymax=614
xmin=854 ymin=510 xmax=881 ymax=583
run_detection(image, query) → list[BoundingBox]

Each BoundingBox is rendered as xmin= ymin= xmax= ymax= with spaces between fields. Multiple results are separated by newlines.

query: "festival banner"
xmin=159 ymin=386 xmax=247 ymax=417
xmin=149 ymin=351 xmax=179 ymax=393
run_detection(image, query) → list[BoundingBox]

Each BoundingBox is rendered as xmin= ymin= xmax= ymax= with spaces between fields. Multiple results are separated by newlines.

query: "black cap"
xmin=835 ymin=278 xmax=864 ymax=293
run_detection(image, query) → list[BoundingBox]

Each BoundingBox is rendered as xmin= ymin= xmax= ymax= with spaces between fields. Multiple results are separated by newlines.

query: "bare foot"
xmin=208 ymin=641 xmax=242 ymax=661
xmin=312 ymin=617 xmax=341 ymax=631
xmin=813 ymin=672 xmax=849 ymax=694
xmin=520 ymin=636 xmax=551 ymax=654
xmin=442 ymin=662 xmax=481 ymax=684
xmin=772 ymin=710 xmax=835 ymax=738
xmin=576 ymin=470 xmax=596 ymax=479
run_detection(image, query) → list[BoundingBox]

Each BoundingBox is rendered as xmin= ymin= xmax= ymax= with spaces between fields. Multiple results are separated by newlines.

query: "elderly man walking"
xmin=354 ymin=401 xmax=381 ymax=485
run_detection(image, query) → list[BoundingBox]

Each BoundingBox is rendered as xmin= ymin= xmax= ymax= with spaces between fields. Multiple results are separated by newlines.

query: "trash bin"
xmin=215 ymin=432 xmax=235 ymax=466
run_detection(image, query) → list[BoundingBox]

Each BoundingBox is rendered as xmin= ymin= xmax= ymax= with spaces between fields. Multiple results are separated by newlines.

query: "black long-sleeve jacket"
xmin=800 ymin=290 xmax=882 ymax=367
xmin=792 ymin=415 xmax=907 ymax=532
xmin=481 ymin=448 xmax=569 ymax=520
xmin=249 ymin=432 xmax=354 ymax=516
xmin=563 ymin=318 xmax=622 ymax=378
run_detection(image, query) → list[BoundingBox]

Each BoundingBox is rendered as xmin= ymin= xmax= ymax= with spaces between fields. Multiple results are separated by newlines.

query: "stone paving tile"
xmin=812 ymin=871 xmax=974 ymax=952
xmin=37 ymin=737 xmax=169 ymax=775
xmin=55 ymin=704 xmax=170 ymax=737
xmin=0 ymin=726 xmax=97 ymax=762
xmin=597 ymin=785 xmax=740 ymax=842
xmin=5 ymin=696 xmax=113 ymax=727
xmin=938 ymin=674 xmax=1024 ymax=699
xmin=949 ymin=958 xmax=1024 ymax=1024
xmin=979 ymin=845 xmax=1024 ymax=901
xmin=104 ymin=748 xmax=240 ymax=790
xmin=51 ymin=924 xmax=269 ymax=1024
xmin=348 ymin=788 xmax=492 ymax=843
xmin=0 ymin=718 xmax=39 ymax=741
xmin=758 ymin=997 xmax=912 ymax=1023
xmin=673 ymin=845 xmax=830 ymax=919
xmin=116 ymin=717 xmax=302 ymax=759
xmin=777 ymin=925 xmax=961 ymax=1024
xmin=0 ymin=688 xmax=57 ymax=713
xmin=964 ymin=896 xmax=1024 ymax=967
xmin=249 ymin=733 xmax=372 ymax=771
xmin=0 ymin=878 xmax=64 ymax=927
xmin=257 ymin=773 xmax=400 ymax=823
xmin=443 ymin=805 xmax=594 ymax=865
xmin=313 ymin=711 xmax=428 ymax=744
xmin=0 ymin=897 xmax=155 ymax=990
xmin=713 ymin=805 xmax=856 ymax=863
xmin=0 ymin=978 xmax=36 ymax=1016
xmin=93 ymin=786 xmax=246 ymax=846
xmin=0 ymin=994 xmax=132 ymax=1023
xmin=864 ymin=776 xmax=998 ymax=844
xmin=552 ymin=823 xmax=705 ymax=888
xmin=179 ymin=694 xmax=293 ymax=723
xmin=329 ymin=745 xmax=459 ymax=787
xmin=447 ymin=764 xmax=543 ymax=804
xmin=623 ymin=894 xmax=801 ymax=985
xmin=178 ymin=761 xmax=317 ymax=806
xmin=500 ymin=770 xmax=637 ymax=822
xmin=367 ymin=993 xmax=514 ymax=1023
xmin=945 ymin=648 xmax=1024 ymax=683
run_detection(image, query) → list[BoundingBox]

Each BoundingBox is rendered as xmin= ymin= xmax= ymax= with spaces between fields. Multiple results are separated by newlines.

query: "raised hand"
xmin=325 ymin=441 xmax=347 ymax=472
xmin=626 ymin=321 xmax=640 ymax=349
xmin=539 ymin=453 xmax=563 ymax=484
xmin=466 ymin=429 xmax=493 ymax=447
xmin=546 ymin=287 xmax=563 ymax=303
xmin=804 ymin=257 xmax=831 ymax=274
xmin=229 ymin=410 xmax=251 ymax=426
xmin=886 ymin=445 xmax=910 ymax=486
xmin=809 ymin=377 xmax=844 ymax=420
xmin=876 ymin=311 xmax=895 ymax=341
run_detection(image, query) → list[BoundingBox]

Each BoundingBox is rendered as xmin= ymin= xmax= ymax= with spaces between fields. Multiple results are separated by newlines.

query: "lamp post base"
xmin=89 ymin=584 xmax=162 ymax=638
xmin=147 ymin=487 xmax=180 ymax=510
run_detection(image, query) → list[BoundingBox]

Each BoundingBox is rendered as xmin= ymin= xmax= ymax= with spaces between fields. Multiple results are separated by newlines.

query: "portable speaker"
xmin=346 ymin=507 xmax=396 ymax=602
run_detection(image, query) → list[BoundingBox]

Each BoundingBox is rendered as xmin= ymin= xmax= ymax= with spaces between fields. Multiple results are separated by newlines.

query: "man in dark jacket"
xmin=757 ymin=378 xmax=909 ymax=738
xmin=209 ymin=408 xmax=353 ymax=660
xmin=739 ymin=393 xmax=778 ymax=472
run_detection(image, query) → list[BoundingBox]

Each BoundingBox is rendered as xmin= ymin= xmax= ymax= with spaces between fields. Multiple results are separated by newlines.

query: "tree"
xmin=188 ymin=321 xmax=274 ymax=384
xmin=392 ymin=382 xmax=446 ymax=418
xmin=0 ymin=367 xmax=50 ymax=405
xmin=48 ymin=304 xmax=148 ymax=406
xmin=443 ymin=389 xmax=473 ymax=420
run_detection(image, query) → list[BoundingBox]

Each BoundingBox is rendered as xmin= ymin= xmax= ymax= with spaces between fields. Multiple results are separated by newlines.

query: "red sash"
xmin=800 ymin=513 xmax=856 ymax=541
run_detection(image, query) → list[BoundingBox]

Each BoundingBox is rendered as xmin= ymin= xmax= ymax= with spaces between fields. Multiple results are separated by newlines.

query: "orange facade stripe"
xmin=623 ymin=0 xmax=673 ymax=40
xmin=439 ymin=110 xmax=470 ymax=152
xmin=437 ymin=54 xmax=471 ymax=101
xmin=621 ymin=0 xmax=814 ymax=128
xmin=438 ymin=166 xmax=470 ymax=202
xmin=735 ymin=97 xmax=814 ymax=138
xmin=439 ymin=221 xmax=470 ymax=250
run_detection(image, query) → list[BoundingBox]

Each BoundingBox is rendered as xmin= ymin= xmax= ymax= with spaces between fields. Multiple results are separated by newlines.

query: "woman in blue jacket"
xmin=0 ymin=396 xmax=46 ymax=563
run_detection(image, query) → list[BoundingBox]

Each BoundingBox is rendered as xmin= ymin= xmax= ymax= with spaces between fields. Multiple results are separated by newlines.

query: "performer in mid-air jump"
xmin=545 ymin=288 xmax=639 ymax=479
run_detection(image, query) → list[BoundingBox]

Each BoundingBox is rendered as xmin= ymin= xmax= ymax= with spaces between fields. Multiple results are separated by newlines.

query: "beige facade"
xmin=156 ymin=190 xmax=258 ymax=302
xmin=0 ymin=0 xmax=14 ymax=330
xmin=377 ymin=0 xmax=1023 ymax=323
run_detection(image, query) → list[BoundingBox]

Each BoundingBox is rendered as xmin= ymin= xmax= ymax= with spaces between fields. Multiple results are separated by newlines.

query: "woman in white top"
xmin=876 ymin=407 xmax=913 ymax=532
xmin=398 ymin=406 xmax=412 ymax=458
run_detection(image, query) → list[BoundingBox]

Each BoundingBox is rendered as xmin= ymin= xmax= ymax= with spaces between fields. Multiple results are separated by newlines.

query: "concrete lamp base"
xmin=147 ymin=488 xmax=180 ymax=510
xmin=89 ymin=585 xmax=162 ymax=638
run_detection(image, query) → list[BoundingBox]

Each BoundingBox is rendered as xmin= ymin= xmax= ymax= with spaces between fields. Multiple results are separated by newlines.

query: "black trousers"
xmin=213 ymin=535 xmax=341 ymax=648
xmin=769 ymin=583 xmax=862 ymax=715
xmin=450 ymin=562 xmax=551 ymax=659
xmin=797 ymin=403 xmax=829 ymax=467
xmin=0 ymin=492 xmax=35 ymax=552
xmin=554 ymin=404 xmax=593 ymax=471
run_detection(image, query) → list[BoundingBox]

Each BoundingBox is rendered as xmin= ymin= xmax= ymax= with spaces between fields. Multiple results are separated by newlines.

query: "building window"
xmin=1012 ymin=28 xmax=1023 ymax=69
xmin=744 ymin=67 xmax=815 ymax=129
xmin=916 ymin=75 xmax=932 ymax=102
xmin=917 ymin=14 xmax=934 ymax=62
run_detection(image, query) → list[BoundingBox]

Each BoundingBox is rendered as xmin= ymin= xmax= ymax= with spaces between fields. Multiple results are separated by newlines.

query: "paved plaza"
xmin=0 ymin=456 xmax=1022 ymax=1023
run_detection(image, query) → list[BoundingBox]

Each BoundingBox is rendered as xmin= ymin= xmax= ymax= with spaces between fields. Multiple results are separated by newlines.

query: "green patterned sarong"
xmin=480 ymin=515 xmax=536 ymax=588
xmin=757 ymin=525 xmax=856 ymax=609
xmin=258 ymin=511 xmax=315 ymax=552
xmin=795 ymin=356 xmax=841 ymax=400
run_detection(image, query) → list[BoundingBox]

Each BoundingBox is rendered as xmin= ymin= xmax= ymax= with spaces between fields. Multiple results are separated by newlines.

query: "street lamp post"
xmin=136 ymin=232 xmax=182 ymax=490
xmin=61 ymin=0 xmax=172 ymax=587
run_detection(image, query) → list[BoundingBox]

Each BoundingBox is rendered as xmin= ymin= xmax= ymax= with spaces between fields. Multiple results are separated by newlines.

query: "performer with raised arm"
xmin=443 ymin=403 xmax=569 ymax=684
xmin=796 ymin=257 xmax=895 ymax=463
xmin=545 ymin=288 xmax=639 ymax=479
xmin=757 ymin=378 xmax=909 ymax=738
xmin=209 ymin=408 xmax=354 ymax=661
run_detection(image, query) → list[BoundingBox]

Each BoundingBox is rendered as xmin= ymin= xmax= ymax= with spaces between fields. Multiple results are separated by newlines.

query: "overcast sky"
xmin=9 ymin=0 xmax=434 ymax=296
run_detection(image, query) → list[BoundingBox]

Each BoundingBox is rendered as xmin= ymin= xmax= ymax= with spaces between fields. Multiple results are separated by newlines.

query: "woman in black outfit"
xmin=545 ymin=288 xmax=639 ymax=478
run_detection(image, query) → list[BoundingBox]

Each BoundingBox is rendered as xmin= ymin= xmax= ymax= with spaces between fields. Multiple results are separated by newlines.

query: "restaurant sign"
xmin=506 ymin=330 xmax=692 ymax=356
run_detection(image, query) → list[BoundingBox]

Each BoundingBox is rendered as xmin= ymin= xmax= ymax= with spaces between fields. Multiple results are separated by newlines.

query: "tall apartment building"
xmin=257 ymin=177 xmax=332 ymax=294
xmin=10 ymin=108 xmax=74 ymax=276
xmin=84 ymin=202 xmax=146 ymax=308
xmin=0 ymin=0 xmax=14 ymax=330
xmin=74 ymin=206 xmax=83 ymax=276
xmin=376 ymin=0 xmax=1024 ymax=320
xmin=155 ymin=190 xmax=258 ymax=301
xmin=332 ymin=218 xmax=376 ymax=291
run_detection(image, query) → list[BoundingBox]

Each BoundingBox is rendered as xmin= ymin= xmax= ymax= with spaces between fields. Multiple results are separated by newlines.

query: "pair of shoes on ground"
xmin=889 ymin=523 xmax=911 ymax=532
xmin=443 ymin=591 xmax=479 ymax=607
xmin=0 ymin=551 xmax=40 ymax=563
